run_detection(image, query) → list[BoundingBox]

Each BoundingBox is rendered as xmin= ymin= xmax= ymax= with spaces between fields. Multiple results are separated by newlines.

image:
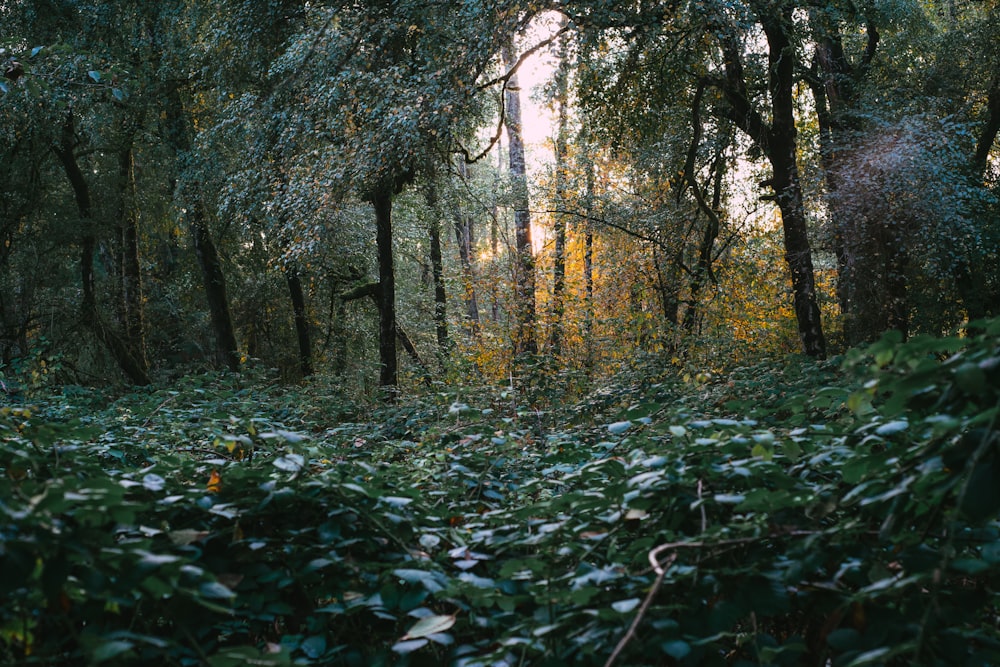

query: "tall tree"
xmin=452 ymin=160 xmax=481 ymax=333
xmin=548 ymin=31 xmax=572 ymax=356
xmin=164 ymin=83 xmax=241 ymax=372
xmin=424 ymin=177 xmax=450 ymax=358
xmin=502 ymin=41 xmax=538 ymax=356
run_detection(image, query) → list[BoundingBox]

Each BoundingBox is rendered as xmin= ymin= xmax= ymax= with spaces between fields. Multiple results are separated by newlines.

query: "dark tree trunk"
xmin=765 ymin=13 xmax=826 ymax=357
xmin=340 ymin=279 xmax=432 ymax=386
xmin=424 ymin=180 xmax=450 ymax=357
xmin=118 ymin=146 xmax=148 ymax=376
xmin=719 ymin=13 xmax=826 ymax=357
xmin=973 ymin=74 xmax=1000 ymax=178
xmin=453 ymin=161 xmax=481 ymax=332
xmin=502 ymin=43 xmax=537 ymax=356
xmin=807 ymin=15 xmax=879 ymax=342
xmin=164 ymin=84 xmax=240 ymax=371
xmin=654 ymin=250 xmax=680 ymax=328
xmin=286 ymin=266 xmax=313 ymax=377
xmin=681 ymin=84 xmax=725 ymax=336
xmin=191 ymin=209 xmax=241 ymax=371
xmin=371 ymin=184 xmax=398 ymax=391
xmin=548 ymin=33 xmax=571 ymax=356
xmin=581 ymin=136 xmax=596 ymax=368
xmin=54 ymin=112 xmax=151 ymax=385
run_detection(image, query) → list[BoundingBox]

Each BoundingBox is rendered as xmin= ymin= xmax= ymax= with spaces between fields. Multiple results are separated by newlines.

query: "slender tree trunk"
xmin=973 ymin=75 xmax=1000 ymax=177
xmin=191 ymin=209 xmax=240 ymax=371
xmin=582 ymin=141 xmax=596 ymax=368
xmin=548 ymin=36 xmax=571 ymax=356
xmin=286 ymin=267 xmax=313 ymax=377
xmin=502 ymin=42 xmax=537 ymax=356
xmin=453 ymin=160 xmax=481 ymax=332
xmin=807 ymin=15 xmax=879 ymax=342
xmin=424 ymin=180 xmax=450 ymax=357
xmin=371 ymin=184 xmax=398 ymax=391
xmin=165 ymin=84 xmax=240 ymax=371
xmin=118 ymin=145 xmax=148 ymax=376
xmin=54 ymin=113 xmax=152 ymax=385
xmin=681 ymin=85 xmax=725 ymax=336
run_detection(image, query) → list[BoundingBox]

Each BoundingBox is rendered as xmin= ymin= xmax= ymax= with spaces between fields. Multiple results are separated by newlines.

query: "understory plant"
xmin=1 ymin=319 xmax=999 ymax=666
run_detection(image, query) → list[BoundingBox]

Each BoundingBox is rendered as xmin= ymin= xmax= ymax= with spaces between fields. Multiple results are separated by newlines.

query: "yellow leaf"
xmin=207 ymin=469 xmax=222 ymax=493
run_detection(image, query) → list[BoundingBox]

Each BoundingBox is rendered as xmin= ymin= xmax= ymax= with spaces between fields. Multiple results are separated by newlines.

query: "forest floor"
xmin=2 ymin=323 xmax=1000 ymax=666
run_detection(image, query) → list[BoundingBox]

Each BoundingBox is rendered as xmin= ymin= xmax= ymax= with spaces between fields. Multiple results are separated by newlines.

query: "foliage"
xmin=3 ymin=319 xmax=1000 ymax=665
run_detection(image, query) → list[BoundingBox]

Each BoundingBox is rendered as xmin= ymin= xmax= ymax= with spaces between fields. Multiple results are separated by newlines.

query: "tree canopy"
xmin=1 ymin=0 xmax=999 ymax=663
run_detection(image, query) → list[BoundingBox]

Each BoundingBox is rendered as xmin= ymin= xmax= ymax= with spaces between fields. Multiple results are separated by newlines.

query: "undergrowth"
xmin=2 ymin=320 xmax=1000 ymax=666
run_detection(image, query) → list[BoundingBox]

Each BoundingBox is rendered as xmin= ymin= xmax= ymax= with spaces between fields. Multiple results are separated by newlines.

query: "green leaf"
xmin=661 ymin=639 xmax=691 ymax=659
xmin=875 ymin=420 xmax=908 ymax=436
xmin=88 ymin=70 xmax=101 ymax=82
xmin=608 ymin=421 xmax=631 ymax=435
xmin=402 ymin=614 xmax=456 ymax=639
xmin=611 ymin=598 xmax=641 ymax=613
xmin=273 ymin=454 xmax=304 ymax=472
xmin=827 ymin=628 xmax=861 ymax=651
xmin=91 ymin=640 xmax=134 ymax=663
xmin=844 ymin=647 xmax=892 ymax=666
xmin=199 ymin=581 xmax=236 ymax=599
xmin=300 ymin=635 xmax=327 ymax=659
xmin=391 ymin=639 xmax=429 ymax=654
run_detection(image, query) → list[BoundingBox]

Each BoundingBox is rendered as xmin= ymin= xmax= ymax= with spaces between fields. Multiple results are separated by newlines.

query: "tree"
xmin=502 ymin=41 xmax=538 ymax=357
xmin=548 ymin=29 xmax=572 ymax=356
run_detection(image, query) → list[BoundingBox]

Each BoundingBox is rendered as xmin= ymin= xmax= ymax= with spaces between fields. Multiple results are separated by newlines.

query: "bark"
xmin=191 ymin=210 xmax=241 ymax=371
xmin=371 ymin=183 xmax=398 ymax=390
xmin=424 ymin=180 xmax=450 ymax=356
xmin=654 ymin=250 xmax=680 ymax=328
xmin=581 ymin=131 xmax=596 ymax=367
xmin=453 ymin=160 xmax=481 ymax=331
xmin=164 ymin=84 xmax=240 ymax=371
xmin=118 ymin=146 xmax=149 ymax=376
xmin=502 ymin=42 xmax=537 ymax=356
xmin=339 ymin=280 xmax=432 ymax=386
xmin=807 ymin=15 xmax=880 ymax=341
xmin=973 ymin=75 xmax=1000 ymax=178
xmin=286 ymin=267 xmax=313 ymax=378
xmin=54 ymin=112 xmax=152 ymax=385
xmin=719 ymin=14 xmax=826 ymax=357
xmin=548 ymin=35 xmax=571 ymax=356
xmin=681 ymin=83 xmax=724 ymax=335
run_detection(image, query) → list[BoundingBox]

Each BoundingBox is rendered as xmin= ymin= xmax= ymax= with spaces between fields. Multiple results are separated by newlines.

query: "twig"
xmin=603 ymin=554 xmax=673 ymax=667
xmin=605 ymin=531 xmax=821 ymax=667
xmin=142 ymin=393 xmax=178 ymax=428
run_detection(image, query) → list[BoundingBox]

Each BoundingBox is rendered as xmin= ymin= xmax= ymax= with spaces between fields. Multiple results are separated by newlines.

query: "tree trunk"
xmin=286 ymin=266 xmax=313 ymax=377
xmin=164 ymin=84 xmax=240 ymax=371
xmin=424 ymin=180 xmax=450 ymax=357
xmin=453 ymin=160 xmax=481 ymax=332
xmin=681 ymin=85 xmax=725 ymax=336
xmin=371 ymin=184 xmax=398 ymax=391
xmin=54 ymin=112 xmax=151 ymax=385
xmin=720 ymin=14 xmax=826 ymax=357
xmin=118 ymin=145 xmax=149 ymax=377
xmin=339 ymin=279 xmax=432 ymax=386
xmin=548 ymin=36 xmax=571 ymax=356
xmin=765 ymin=14 xmax=826 ymax=357
xmin=807 ymin=15 xmax=880 ymax=342
xmin=502 ymin=42 xmax=537 ymax=356
xmin=191 ymin=209 xmax=241 ymax=371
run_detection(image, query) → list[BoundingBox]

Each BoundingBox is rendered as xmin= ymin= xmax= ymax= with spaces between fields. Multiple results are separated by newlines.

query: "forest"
xmin=1 ymin=0 xmax=999 ymax=665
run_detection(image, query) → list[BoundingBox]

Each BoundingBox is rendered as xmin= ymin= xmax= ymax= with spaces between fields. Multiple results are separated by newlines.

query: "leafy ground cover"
xmin=2 ymin=321 xmax=1000 ymax=666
